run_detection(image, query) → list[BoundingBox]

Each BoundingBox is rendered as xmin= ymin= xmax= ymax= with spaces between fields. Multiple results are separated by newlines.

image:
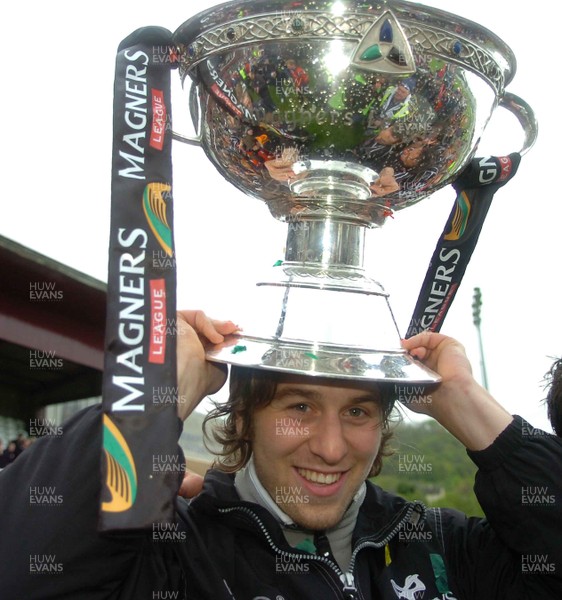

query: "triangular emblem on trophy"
xmin=351 ymin=11 xmax=416 ymax=74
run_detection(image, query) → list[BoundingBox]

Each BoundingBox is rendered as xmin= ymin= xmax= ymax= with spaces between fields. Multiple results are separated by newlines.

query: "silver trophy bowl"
xmin=172 ymin=0 xmax=536 ymax=383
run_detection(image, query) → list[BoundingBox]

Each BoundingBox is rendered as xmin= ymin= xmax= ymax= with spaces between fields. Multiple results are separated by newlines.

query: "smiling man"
xmin=170 ymin=311 xmax=562 ymax=599
xmin=1 ymin=310 xmax=562 ymax=599
xmin=215 ymin=373 xmax=391 ymax=529
xmin=251 ymin=377 xmax=384 ymax=529
xmin=202 ymin=371 xmax=394 ymax=578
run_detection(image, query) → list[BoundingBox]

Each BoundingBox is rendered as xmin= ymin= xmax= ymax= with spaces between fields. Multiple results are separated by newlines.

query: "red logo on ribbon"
xmin=149 ymin=279 xmax=166 ymax=364
xmin=498 ymin=156 xmax=513 ymax=182
xmin=150 ymin=89 xmax=166 ymax=151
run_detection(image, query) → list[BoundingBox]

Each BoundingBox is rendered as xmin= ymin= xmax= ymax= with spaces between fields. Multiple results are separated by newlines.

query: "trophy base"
xmin=206 ymin=335 xmax=440 ymax=385
xmin=204 ymin=258 xmax=441 ymax=385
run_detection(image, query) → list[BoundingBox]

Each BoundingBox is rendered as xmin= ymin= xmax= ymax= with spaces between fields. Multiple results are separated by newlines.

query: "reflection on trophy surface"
xmin=171 ymin=0 xmax=536 ymax=383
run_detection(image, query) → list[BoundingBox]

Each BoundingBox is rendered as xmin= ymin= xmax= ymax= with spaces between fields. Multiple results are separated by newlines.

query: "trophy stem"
xmin=284 ymin=219 xmax=366 ymax=270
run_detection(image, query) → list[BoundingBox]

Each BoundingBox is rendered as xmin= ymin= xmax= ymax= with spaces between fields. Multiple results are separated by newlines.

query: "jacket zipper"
xmin=218 ymin=501 xmax=423 ymax=600
xmin=346 ymin=502 xmax=425 ymax=575
xmin=219 ymin=506 xmax=353 ymax=598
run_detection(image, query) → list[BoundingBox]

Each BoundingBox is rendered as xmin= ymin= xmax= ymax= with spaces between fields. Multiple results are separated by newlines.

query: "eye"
xmin=346 ymin=406 xmax=370 ymax=418
xmin=289 ymin=402 xmax=310 ymax=413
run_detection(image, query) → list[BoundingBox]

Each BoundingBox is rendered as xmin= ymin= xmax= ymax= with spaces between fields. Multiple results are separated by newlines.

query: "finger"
xmin=177 ymin=310 xmax=225 ymax=344
xmin=401 ymin=331 xmax=442 ymax=362
xmin=212 ymin=319 xmax=241 ymax=337
xmin=401 ymin=330 xmax=446 ymax=352
xmin=402 ymin=332 xmax=466 ymax=368
xmin=408 ymin=346 xmax=429 ymax=360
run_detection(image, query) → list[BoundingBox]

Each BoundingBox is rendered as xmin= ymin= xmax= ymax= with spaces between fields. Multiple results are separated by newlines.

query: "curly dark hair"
xmin=203 ymin=366 xmax=399 ymax=477
xmin=545 ymin=358 xmax=562 ymax=436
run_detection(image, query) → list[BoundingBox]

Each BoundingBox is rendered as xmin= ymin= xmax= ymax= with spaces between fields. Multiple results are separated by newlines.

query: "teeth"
xmin=297 ymin=468 xmax=341 ymax=485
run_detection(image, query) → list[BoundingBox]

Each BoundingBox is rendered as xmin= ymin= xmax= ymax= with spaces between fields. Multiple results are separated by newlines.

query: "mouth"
xmin=296 ymin=468 xmax=344 ymax=486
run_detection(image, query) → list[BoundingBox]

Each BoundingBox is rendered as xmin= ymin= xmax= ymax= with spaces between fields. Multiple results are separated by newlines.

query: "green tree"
xmin=372 ymin=417 xmax=484 ymax=517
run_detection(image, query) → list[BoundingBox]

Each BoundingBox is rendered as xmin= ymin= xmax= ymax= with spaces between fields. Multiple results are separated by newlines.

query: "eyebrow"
xmin=273 ymin=388 xmax=381 ymax=404
xmin=349 ymin=396 xmax=382 ymax=404
xmin=273 ymin=388 xmax=320 ymax=402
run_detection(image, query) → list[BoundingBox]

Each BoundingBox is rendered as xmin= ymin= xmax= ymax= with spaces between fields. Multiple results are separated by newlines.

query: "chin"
xmin=286 ymin=506 xmax=345 ymax=531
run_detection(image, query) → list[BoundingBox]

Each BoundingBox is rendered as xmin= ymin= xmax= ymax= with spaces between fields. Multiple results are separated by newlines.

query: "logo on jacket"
xmin=391 ymin=574 xmax=426 ymax=599
xmin=391 ymin=573 xmax=458 ymax=600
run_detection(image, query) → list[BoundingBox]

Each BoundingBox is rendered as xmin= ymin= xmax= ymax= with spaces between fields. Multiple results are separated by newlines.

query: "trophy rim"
xmin=206 ymin=334 xmax=442 ymax=384
xmin=173 ymin=0 xmax=517 ymax=94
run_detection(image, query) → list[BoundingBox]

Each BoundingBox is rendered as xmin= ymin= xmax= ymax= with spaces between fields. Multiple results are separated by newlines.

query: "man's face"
xmin=394 ymin=84 xmax=410 ymax=101
xmin=250 ymin=374 xmax=384 ymax=530
xmin=375 ymin=127 xmax=401 ymax=146
xmin=400 ymin=143 xmax=424 ymax=168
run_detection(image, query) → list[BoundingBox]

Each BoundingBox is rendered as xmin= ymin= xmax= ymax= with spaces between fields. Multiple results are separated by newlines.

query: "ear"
xmin=235 ymin=411 xmax=252 ymax=441
xmin=235 ymin=412 xmax=243 ymax=437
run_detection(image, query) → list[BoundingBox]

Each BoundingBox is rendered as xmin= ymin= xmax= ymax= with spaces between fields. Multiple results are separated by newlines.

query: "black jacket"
xmin=0 ymin=405 xmax=561 ymax=599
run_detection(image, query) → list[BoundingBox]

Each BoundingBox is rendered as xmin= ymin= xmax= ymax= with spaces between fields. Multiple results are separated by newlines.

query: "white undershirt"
xmin=234 ymin=456 xmax=366 ymax=572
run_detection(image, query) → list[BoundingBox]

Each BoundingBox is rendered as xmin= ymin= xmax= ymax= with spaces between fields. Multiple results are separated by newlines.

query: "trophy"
xmin=170 ymin=0 xmax=537 ymax=383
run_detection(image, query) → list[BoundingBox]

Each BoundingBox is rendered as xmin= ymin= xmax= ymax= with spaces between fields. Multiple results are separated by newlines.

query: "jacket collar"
xmin=186 ymin=469 xmax=421 ymax=547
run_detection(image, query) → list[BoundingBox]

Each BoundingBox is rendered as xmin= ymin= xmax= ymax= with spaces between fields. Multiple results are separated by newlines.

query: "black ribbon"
xmin=100 ymin=27 xmax=179 ymax=530
xmin=406 ymin=153 xmax=521 ymax=338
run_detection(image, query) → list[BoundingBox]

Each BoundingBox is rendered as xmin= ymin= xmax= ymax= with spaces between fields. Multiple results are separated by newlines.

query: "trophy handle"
xmin=499 ymin=92 xmax=538 ymax=155
xmin=171 ymin=78 xmax=203 ymax=147
xmin=172 ymin=131 xmax=202 ymax=146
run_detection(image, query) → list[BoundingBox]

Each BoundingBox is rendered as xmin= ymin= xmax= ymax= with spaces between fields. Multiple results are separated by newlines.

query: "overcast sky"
xmin=2 ymin=0 xmax=559 ymax=432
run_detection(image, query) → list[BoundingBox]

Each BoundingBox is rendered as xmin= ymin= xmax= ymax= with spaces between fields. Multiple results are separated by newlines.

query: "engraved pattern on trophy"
xmin=178 ymin=14 xmax=386 ymax=76
xmin=178 ymin=14 xmax=505 ymax=93
xmin=406 ymin=25 xmax=504 ymax=92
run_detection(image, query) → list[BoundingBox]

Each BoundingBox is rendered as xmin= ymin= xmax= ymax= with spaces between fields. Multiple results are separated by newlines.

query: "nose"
xmin=307 ymin=412 xmax=349 ymax=465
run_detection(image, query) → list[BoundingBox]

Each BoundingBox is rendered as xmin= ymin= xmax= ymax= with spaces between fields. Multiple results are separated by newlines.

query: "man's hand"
xmin=401 ymin=331 xmax=474 ymax=415
xmin=178 ymin=470 xmax=204 ymax=499
xmin=402 ymin=331 xmax=513 ymax=450
xmin=370 ymin=167 xmax=400 ymax=197
xmin=264 ymin=147 xmax=304 ymax=182
xmin=176 ymin=310 xmax=239 ymax=421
